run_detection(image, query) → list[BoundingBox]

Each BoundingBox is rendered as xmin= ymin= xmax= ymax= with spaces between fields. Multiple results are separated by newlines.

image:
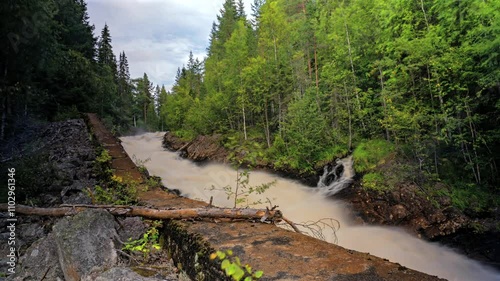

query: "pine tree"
xmin=250 ymin=0 xmax=265 ymax=28
xmin=237 ymin=0 xmax=246 ymax=19
xmin=97 ymin=24 xmax=117 ymax=73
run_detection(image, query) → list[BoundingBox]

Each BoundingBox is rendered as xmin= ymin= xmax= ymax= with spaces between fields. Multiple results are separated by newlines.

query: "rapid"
xmin=121 ymin=132 xmax=500 ymax=281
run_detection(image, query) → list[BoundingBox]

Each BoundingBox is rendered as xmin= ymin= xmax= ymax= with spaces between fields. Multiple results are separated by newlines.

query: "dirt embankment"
xmin=162 ymin=131 xmax=500 ymax=270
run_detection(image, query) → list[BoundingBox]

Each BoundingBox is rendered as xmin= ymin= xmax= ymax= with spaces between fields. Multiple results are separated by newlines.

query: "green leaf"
xmin=221 ymin=259 xmax=231 ymax=270
xmin=254 ymin=270 xmax=264 ymax=278
xmin=217 ymin=250 xmax=226 ymax=260
xmin=232 ymin=265 xmax=245 ymax=281
xmin=245 ymin=264 xmax=252 ymax=274
xmin=244 ymin=277 xmax=252 ymax=281
xmin=226 ymin=249 xmax=233 ymax=256
xmin=225 ymin=263 xmax=236 ymax=276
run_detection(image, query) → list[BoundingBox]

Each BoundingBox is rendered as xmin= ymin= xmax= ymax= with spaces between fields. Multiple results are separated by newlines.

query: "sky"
xmin=86 ymin=0 xmax=252 ymax=91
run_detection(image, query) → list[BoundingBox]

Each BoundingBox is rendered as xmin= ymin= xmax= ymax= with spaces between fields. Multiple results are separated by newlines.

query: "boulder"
xmin=53 ymin=209 xmax=118 ymax=281
xmin=6 ymin=232 xmax=65 ymax=281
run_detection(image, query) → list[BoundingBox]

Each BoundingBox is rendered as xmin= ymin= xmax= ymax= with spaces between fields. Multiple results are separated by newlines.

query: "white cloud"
xmin=86 ymin=0 xmax=252 ymax=90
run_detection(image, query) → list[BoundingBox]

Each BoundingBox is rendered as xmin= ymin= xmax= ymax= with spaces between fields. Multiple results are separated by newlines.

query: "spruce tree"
xmin=97 ymin=24 xmax=117 ymax=73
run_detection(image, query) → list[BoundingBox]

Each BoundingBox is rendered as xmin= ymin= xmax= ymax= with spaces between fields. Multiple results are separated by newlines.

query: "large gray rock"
xmin=89 ymin=267 xmax=169 ymax=281
xmin=6 ymin=232 xmax=65 ymax=281
xmin=53 ymin=209 xmax=118 ymax=281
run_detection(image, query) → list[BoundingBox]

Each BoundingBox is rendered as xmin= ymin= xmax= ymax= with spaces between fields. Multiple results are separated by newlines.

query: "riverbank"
xmin=162 ymin=131 xmax=500 ymax=270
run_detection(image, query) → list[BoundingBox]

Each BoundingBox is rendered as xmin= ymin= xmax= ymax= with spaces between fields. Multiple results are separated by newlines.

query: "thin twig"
xmin=281 ymin=216 xmax=301 ymax=233
xmin=39 ymin=267 xmax=50 ymax=281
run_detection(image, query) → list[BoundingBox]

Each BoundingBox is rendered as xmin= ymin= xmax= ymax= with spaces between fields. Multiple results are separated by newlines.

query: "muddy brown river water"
xmin=121 ymin=132 xmax=500 ymax=281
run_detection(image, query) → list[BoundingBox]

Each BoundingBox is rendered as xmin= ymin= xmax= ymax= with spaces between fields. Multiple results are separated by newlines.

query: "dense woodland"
xmin=1 ymin=1 xmax=499 ymax=210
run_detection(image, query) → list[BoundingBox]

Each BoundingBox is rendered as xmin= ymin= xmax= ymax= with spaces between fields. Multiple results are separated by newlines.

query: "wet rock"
xmin=346 ymin=182 xmax=470 ymax=240
xmin=163 ymin=132 xmax=228 ymax=162
xmin=53 ymin=209 xmax=118 ymax=281
xmin=390 ymin=204 xmax=408 ymax=220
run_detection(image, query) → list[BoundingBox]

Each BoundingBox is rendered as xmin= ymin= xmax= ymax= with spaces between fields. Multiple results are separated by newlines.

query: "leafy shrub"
xmin=173 ymin=129 xmax=197 ymax=141
xmin=448 ymin=184 xmax=497 ymax=213
xmin=123 ymin=220 xmax=162 ymax=258
xmin=91 ymin=149 xmax=138 ymax=204
xmin=362 ymin=172 xmax=389 ymax=192
xmin=353 ymin=139 xmax=394 ymax=173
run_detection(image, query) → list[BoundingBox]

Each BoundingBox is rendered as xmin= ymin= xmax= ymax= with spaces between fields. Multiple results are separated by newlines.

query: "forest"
xmin=1 ymin=0 xmax=499 ymax=211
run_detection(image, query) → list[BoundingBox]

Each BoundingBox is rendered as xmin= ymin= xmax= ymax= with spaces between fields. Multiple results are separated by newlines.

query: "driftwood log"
xmin=0 ymin=203 xmax=300 ymax=232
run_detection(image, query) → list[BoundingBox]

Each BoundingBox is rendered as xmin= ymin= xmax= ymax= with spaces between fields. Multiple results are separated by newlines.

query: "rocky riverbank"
xmin=162 ymin=131 xmax=500 ymax=270
xmin=0 ymin=119 xmax=184 ymax=280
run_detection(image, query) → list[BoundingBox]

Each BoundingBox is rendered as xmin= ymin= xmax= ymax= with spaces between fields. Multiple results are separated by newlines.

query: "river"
xmin=121 ymin=132 xmax=500 ymax=281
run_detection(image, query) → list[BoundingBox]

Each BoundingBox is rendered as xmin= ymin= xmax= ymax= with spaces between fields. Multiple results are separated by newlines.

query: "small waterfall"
xmin=317 ymin=155 xmax=354 ymax=196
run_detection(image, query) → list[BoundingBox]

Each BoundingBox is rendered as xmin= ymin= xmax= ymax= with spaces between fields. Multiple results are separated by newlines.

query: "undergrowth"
xmin=123 ymin=220 xmax=163 ymax=258
xmin=89 ymin=149 xmax=140 ymax=205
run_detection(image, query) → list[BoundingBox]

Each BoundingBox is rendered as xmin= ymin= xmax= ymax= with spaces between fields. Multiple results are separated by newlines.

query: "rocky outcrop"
xmin=337 ymin=182 xmax=468 ymax=238
xmin=6 ymin=232 xmax=65 ymax=280
xmin=1 ymin=118 xmax=182 ymax=280
xmin=163 ymin=132 xmax=228 ymax=162
xmin=0 ymin=119 xmax=96 ymax=206
xmin=7 ymin=210 xmax=117 ymax=281
xmin=6 ymin=209 xmax=178 ymax=281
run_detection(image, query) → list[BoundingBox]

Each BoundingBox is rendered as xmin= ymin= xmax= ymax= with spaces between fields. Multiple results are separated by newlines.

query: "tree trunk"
xmin=1 ymin=204 xmax=286 ymax=222
xmin=378 ymin=66 xmax=390 ymax=141
xmin=264 ymin=98 xmax=271 ymax=148
xmin=343 ymin=82 xmax=353 ymax=151
xmin=242 ymin=101 xmax=247 ymax=141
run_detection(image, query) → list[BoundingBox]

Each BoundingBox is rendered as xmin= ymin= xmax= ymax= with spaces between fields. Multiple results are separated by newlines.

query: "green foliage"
xmin=447 ymin=184 xmax=498 ymax=213
xmin=123 ymin=220 xmax=162 ymax=258
xmin=91 ymin=175 xmax=138 ymax=205
xmin=92 ymin=149 xmax=138 ymax=204
xmin=362 ymin=172 xmax=389 ymax=192
xmin=224 ymin=134 xmax=267 ymax=166
xmin=4 ymin=0 xmax=499 ymax=212
xmin=281 ymin=89 xmax=331 ymax=172
xmin=172 ymin=129 xmax=197 ymax=142
xmin=132 ymin=155 xmax=151 ymax=175
xmin=210 ymin=250 xmax=264 ymax=281
xmin=94 ymin=149 xmax=113 ymax=178
xmin=353 ymin=139 xmax=394 ymax=173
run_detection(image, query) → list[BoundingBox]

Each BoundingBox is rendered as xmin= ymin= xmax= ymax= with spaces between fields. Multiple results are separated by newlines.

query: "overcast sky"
xmin=86 ymin=0 xmax=252 ymax=90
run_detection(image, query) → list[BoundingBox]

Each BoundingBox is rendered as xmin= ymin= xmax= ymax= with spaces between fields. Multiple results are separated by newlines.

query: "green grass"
xmin=353 ymin=139 xmax=394 ymax=173
xmin=362 ymin=172 xmax=391 ymax=192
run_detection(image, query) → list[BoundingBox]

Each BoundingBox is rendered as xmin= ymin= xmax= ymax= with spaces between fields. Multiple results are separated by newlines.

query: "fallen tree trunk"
xmin=0 ymin=203 xmax=285 ymax=222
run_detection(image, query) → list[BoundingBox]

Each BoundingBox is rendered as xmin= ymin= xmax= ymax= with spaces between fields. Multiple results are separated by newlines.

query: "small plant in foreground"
xmin=210 ymin=169 xmax=275 ymax=208
xmin=122 ymin=220 xmax=162 ymax=258
xmin=89 ymin=175 xmax=139 ymax=205
xmin=210 ymin=249 xmax=263 ymax=281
